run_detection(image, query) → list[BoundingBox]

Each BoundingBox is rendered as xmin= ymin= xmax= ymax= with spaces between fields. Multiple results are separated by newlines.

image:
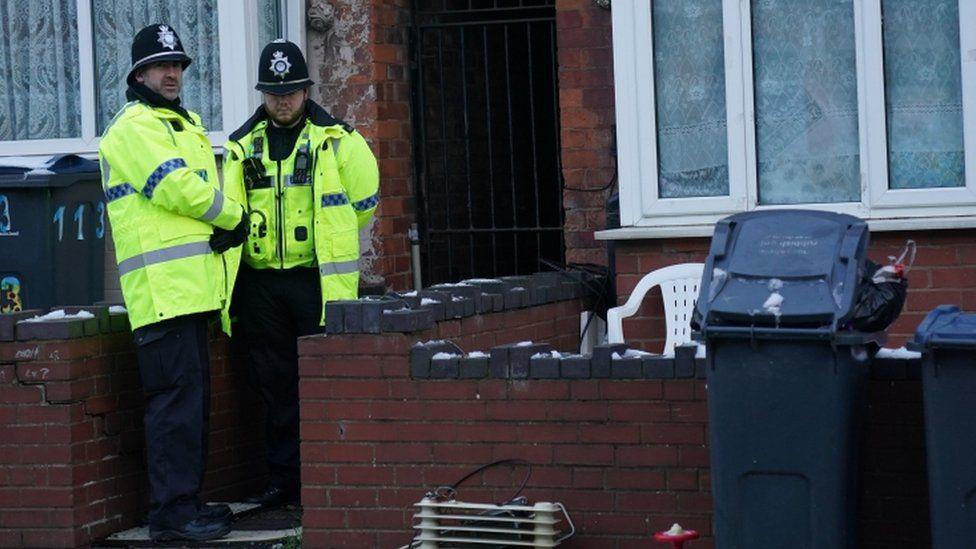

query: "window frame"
xmin=0 ymin=0 xmax=304 ymax=157
xmin=611 ymin=0 xmax=976 ymax=229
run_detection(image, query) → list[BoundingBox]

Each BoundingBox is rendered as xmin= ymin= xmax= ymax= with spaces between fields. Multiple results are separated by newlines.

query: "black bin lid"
xmin=697 ymin=209 xmax=869 ymax=330
xmin=909 ymin=305 xmax=976 ymax=350
xmin=0 ymin=154 xmax=99 ymax=188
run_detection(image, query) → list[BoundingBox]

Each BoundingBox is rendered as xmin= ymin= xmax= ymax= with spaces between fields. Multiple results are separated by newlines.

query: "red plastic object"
xmin=653 ymin=528 xmax=699 ymax=548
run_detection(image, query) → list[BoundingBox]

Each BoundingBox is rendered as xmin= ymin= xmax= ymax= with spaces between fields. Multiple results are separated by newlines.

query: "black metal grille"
xmin=410 ymin=0 xmax=563 ymax=285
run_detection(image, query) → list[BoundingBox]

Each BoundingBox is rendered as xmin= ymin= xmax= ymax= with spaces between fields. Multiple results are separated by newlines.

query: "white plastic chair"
xmin=606 ymin=263 xmax=705 ymax=355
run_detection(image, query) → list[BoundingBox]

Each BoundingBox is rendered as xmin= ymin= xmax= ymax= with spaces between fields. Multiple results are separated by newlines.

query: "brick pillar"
xmin=308 ymin=0 xmax=416 ymax=292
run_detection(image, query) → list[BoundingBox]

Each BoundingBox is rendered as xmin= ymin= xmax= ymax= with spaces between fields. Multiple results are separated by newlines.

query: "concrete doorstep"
xmin=94 ymin=503 xmax=302 ymax=548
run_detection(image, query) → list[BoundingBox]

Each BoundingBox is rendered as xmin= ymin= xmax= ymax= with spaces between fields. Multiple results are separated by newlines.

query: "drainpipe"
xmin=409 ymin=223 xmax=422 ymax=291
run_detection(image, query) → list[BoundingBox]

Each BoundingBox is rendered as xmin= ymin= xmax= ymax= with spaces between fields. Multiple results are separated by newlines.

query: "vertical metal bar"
xmin=482 ymin=25 xmax=497 ymax=276
xmin=437 ymin=28 xmax=454 ymax=281
xmin=502 ymin=24 xmax=519 ymax=266
xmin=525 ymin=22 xmax=542 ymax=271
xmin=548 ymin=18 xmax=565 ymax=265
xmin=459 ymin=26 xmax=475 ymax=278
xmin=409 ymin=0 xmax=434 ymax=287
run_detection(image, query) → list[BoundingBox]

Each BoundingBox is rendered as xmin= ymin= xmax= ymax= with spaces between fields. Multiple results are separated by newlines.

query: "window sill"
xmin=595 ymin=215 xmax=976 ymax=241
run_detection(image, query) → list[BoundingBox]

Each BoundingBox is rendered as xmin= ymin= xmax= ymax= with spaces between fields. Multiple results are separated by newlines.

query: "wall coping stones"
xmin=405 ymin=340 xmax=924 ymax=381
xmin=0 ymin=309 xmax=43 ymax=341
xmin=320 ymin=271 xmax=597 ymax=335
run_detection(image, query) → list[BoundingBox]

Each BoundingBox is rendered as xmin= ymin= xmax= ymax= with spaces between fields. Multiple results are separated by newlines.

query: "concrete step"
xmin=94 ymin=503 xmax=302 ymax=548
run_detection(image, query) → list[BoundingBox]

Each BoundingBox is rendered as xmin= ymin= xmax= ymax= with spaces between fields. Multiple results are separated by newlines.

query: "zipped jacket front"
xmin=224 ymin=101 xmax=379 ymax=323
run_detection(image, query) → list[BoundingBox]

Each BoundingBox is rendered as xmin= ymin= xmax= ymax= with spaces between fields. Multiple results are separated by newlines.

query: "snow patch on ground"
xmin=515 ymin=341 xmax=534 ymax=347
xmin=22 ymin=309 xmax=95 ymax=322
xmin=431 ymin=352 xmax=460 ymax=360
xmin=466 ymin=351 xmax=488 ymax=358
xmin=420 ymin=298 xmax=440 ymax=306
xmin=108 ymin=305 xmax=127 ymax=314
xmin=532 ymin=351 xmax=562 ymax=359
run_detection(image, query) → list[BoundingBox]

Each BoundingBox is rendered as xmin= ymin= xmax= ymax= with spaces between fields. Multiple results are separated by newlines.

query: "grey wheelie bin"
xmin=908 ymin=305 xmax=976 ymax=549
xmin=695 ymin=210 xmax=881 ymax=549
xmin=0 ymin=155 xmax=104 ymax=312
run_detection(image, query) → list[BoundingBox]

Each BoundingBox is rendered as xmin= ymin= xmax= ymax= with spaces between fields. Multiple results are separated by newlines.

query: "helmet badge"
xmin=157 ymin=25 xmax=177 ymax=50
xmin=270 ymin=51 xmax=291 ymax=79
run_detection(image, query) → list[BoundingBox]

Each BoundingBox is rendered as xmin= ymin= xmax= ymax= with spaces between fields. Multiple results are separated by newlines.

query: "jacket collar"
xmin=229 ymin=99 xmax=351 ymax=142
xmin=126 ymin=83 xmax=195 ymax=124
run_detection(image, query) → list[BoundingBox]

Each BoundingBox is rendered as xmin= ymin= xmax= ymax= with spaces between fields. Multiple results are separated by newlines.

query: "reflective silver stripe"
xmin=330 ymin=138 xmax=340 ymax=156
xmin=118 ymin=241 xmax=212 ymax=277
xmin=198 ymin=190 xmax=224 ymax=222
xmin=318 ymin=259 xmax=359 ymax=277
xmin=99 ymin=158 xmax=111 ymax=189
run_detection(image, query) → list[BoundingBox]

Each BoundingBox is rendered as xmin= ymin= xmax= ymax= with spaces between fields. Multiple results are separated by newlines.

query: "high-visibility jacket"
xmin=99 ymin=101 xmax=245 ymax=333
xmin=224 ymin=100 xmax=379 ymax=323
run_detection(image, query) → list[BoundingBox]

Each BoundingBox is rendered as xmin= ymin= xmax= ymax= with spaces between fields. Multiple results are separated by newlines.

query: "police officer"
xmin=98 ymin=24 xmax=248 ymax=542
xmin=224 ymin=40 xmax=379 ymax=507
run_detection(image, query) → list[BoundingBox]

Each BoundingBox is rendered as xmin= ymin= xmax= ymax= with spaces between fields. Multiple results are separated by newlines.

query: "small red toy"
xmin=653 ymin=523 xmax=699 ymax=548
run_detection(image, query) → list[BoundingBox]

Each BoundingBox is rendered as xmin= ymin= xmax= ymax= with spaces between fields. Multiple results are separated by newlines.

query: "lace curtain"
xmin=0 ymin=0 xmax=81 ymax=140
xmin=751 ymin=0 xmax=861 ymax=205
xmin=258 ymin=0 xmax=283 ymax=46
xmin=883 ymin=0 xmax=964 ymax=189
xmin=652 ymin=0 xmax=729 ymax=199
xmin=93 ymin=0 xmax=223 ymax=132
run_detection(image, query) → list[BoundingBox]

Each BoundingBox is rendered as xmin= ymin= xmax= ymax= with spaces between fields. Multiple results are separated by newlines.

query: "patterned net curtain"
xmin=94 ymin=0 xmax=281 ymax=134
xmin=94 ymin=0 xmax=224 ymax=132
xmin=652 ymin=0 xmax=729 ymax=199
xmin=0 ymin=0 xmax=82 ymax=140
xmin=751 ymin=0 xmax=861 ymax=205
xmin=651 ymin=0 xmax=965 ymax=202
xmin=883 ymin=0 xmax=964 ymax=189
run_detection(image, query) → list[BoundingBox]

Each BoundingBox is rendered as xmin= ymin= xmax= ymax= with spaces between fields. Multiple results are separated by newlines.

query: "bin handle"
xmin=703 ymin=326 xmax=833 ymax=340
xmin=917 ymin=337 xmax=976 ymax=350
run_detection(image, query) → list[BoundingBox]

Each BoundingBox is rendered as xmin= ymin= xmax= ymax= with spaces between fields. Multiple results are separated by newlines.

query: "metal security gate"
xmin=410 ymin=0 xmax=563 ymax=285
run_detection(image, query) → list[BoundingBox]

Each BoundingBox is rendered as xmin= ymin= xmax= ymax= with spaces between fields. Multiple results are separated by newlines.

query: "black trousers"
xmin=133 ymin=312 xmax=213 ymax=530
xmin=237 ymin=266 xmax=322 ymax=490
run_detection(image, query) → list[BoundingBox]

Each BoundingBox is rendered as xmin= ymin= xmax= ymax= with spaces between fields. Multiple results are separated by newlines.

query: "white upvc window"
xmin=610 ymin=0 xmax=976 ymax=232
xmin=0 ymin=0 xmax=304 ymax=157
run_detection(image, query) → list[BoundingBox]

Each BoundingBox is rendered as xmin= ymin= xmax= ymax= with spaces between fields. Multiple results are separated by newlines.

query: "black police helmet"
xmin=126 ymin=23 xmax=192 ymax=86
xmin=256 ymin=39 xmax=313 ymax=95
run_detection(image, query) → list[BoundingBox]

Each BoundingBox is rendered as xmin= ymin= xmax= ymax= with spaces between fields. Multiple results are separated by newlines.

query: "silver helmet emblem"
xmin=157 ymin=25 xmax=177 ymax=50
xmin=270 ymin=51 xmax=291 ymax=79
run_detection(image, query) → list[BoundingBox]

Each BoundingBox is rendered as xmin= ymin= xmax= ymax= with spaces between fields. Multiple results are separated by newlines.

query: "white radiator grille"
xmin=408 ymin=498 xmax=574 ymax=548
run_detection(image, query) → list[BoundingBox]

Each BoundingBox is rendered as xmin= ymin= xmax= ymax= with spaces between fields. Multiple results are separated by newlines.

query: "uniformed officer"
xmin=224 ymin=40 xmax=379 ymax=507
xmin=98 ymin=24 xmax=248 ymax=542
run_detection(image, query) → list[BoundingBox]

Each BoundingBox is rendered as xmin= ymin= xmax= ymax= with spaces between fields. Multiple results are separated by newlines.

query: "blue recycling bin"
xmin=908 ymin=305 xmax=976 ymax=549
xmin=0 ymin=155 xmax=105 ymax=312
xmin=696 ymin=210 xmax=881 ymax=549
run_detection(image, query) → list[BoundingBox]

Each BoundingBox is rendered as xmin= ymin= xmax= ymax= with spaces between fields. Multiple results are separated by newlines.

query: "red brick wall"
xmin=613 ymin=229 xmax=976 ymax=351
xmin=0 ymin=325 xmax=264 ymax=548
xmin=309 ymin=0 xmax=415 ymax=291
xmin=368 ymin=0 xmax=415 ymax=291
xmin=298 ymin=301 xmax=931 ymax=548
xmin=556 ymin=0 xmax=616 ymax=267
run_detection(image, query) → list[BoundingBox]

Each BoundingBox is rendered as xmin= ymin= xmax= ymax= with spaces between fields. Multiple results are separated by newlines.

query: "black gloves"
xmin=210 ymin=210 xmax=248 ymax=253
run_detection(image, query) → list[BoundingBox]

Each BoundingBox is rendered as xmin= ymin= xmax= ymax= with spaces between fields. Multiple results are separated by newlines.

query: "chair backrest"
xmin=659 ymin=268 xmax=703 ymax=355
xmin=606 ymin=263 xmax=704 ymax=354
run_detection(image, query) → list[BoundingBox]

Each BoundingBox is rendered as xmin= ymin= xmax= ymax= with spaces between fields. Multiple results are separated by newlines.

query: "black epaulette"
xmin=306 ymin=100 xmax=354 ymax=133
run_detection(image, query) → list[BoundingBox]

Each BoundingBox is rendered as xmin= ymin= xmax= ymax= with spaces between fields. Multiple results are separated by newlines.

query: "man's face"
xmin=136 ymin=61 xmax=183 ymax=100
xmin=264 ymin=89 xmax=307 ymax=126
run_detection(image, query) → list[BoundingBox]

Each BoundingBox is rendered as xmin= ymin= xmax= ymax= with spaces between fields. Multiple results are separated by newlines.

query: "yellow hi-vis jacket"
xmin=98 ymin=101 xmax=245 ymax=333
xmin=223 ymin=101 xmax=379 ymax=324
